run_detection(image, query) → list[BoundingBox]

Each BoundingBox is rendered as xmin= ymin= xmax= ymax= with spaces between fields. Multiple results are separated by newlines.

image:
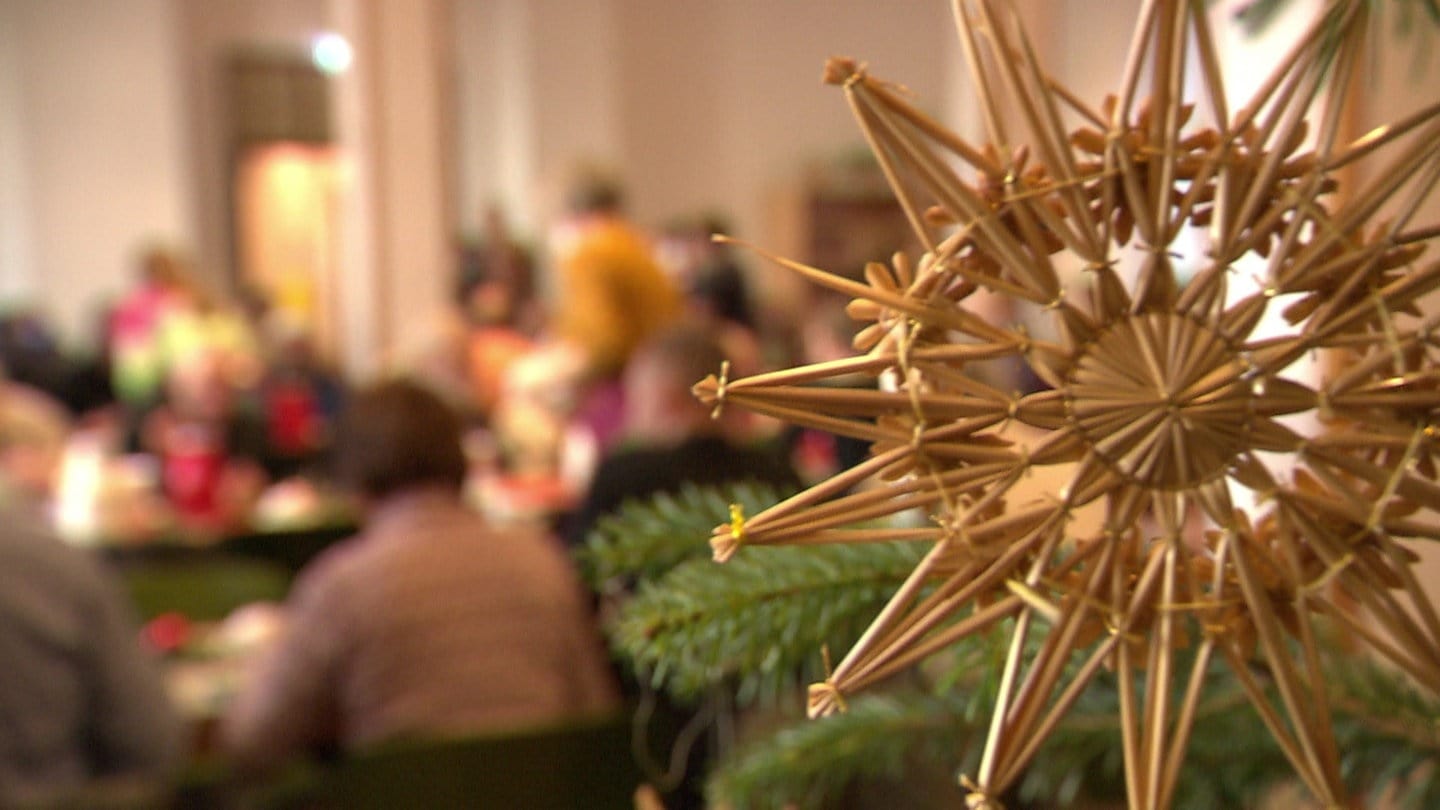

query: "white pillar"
xmin=452 ymin=0 xmax=623 ymax=247
xmin=327 ymin=0 xmax=456 ymax=379
xmin=0 ymin=2 xmax=36 ymax=303
xmin=0 ymin=0 xmax=192 ymax=340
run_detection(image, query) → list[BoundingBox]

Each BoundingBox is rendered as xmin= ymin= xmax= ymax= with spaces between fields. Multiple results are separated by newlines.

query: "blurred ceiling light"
xmin=311 ymin=32 xmax=352 ymax=75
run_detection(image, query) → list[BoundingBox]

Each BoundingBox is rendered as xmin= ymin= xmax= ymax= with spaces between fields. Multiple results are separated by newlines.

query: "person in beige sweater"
xmin=221 ymin=379 xmax=617 ymax=771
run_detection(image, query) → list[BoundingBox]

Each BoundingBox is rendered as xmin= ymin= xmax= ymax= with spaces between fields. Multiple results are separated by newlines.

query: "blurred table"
xmin=217 ymin=522 xmax=356 ymax=576
xmin=101 ymin=521 xmax=356 ymax=583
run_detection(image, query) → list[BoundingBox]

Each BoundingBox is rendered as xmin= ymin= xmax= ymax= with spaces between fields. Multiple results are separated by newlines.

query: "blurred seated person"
xmin=0 ymin=384 xmax=183 ymax=804
xmin=142 ymin=352 xmax=268 ymax=534
xmin=476 ymin=343 xmax=592 ymax=525
xmin=0 ymin=308 xmax=72 ymax=409
xmin=156 ymin=282 xmax=262 ymax=399
xmin=459 ymin=205 xmax=542 ymax=334
xmin=109 ymin=245 xmax=193 ymax=416
xmin=456 ymin=211 xmax=539 ymax=420
xmin=58 ymin=303 xmax=120 ymax=423
xmin=659 ymin=213 xmax=765 ymax=389
xmin=565 ymin=324 xmax=800 ymax=549
xmin=787 ymin=292 xmax=875 ymax=481
xmin=549 ymin=174 xmax=681 ymax=383
xmin=220 ymin=379 xmax=618 ymax=772
xmin=254 ymin=316 xmax=346 ymax=481
xmin=0 ymin=378 xmax=72 ymax=511
xmin=549 ymin=172 xmax=682 ymax=451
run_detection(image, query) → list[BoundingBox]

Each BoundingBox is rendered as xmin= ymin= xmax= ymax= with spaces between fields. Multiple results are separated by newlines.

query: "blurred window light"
xmin=311 ymin=32 xmax=352 ymax=75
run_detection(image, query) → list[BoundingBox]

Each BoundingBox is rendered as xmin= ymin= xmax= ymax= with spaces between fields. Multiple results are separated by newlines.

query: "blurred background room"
xmin=0 ymin=0 xmax=1437 ymax=806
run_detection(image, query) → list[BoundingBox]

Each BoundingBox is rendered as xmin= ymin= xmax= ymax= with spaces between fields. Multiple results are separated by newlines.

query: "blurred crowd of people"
xmin=414 ymin=174 xmax=846 ymax=533
xmin=0 ymin=243 xmax=347 ymax=543
xmin=0 ymin=169 xmax=880 ymax=806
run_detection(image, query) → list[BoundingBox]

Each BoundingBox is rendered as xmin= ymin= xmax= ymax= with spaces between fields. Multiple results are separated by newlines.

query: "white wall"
xmin=453 ymin=0 xmax=625 ymax=242
xmin=452 ymin=0 xmax=512 ymax=238
xmin=7 ymin=0 xmax=1434 ymax=362
xmin=0 ymin=0 xmax=193 ymax=342
xmin=364 ymin=0 xmax=455 ymax=367
xmin=3 ymin=0 xmax=1120 ymax=355
xmin=0 ymin=5 xmax=35 ymax=304
xmin=1352 ymin=3 xmax=1440 ymax=233
xmin=622 ymin=0 xmax=956 ymax=248
xmin=452 ymin=0 xmax=956 ymax=254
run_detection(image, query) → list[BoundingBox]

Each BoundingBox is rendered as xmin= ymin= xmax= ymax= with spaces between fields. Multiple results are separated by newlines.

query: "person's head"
xmin=333 ymin=378 xmax=468 ymax=501
xmin=622 ymin=325 xmax=729 ymax=443
xmin=688 ymin=259 xmax=754 ymax=328
xmin=165 ymin=352 xmax=234 ymax=422
xmin=263 ymin=312 xmax=319 ymax=371
xmin=137 ymin=245 xmax=190 ymax=289
xmin=454 ymin=240 xmax=534 ymax=328
xmin=0 ymin=383 xmax=71 ymax=501
xmin=566 ymin=170 xmax=624 ymax=217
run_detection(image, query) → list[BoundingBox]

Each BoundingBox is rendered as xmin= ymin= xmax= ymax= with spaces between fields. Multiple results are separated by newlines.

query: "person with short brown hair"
xmin=221 ymin=378 xmax=618 ymax=771
xmin=331 ymin=378 xmax=468 ymax=499
xmin=566 ymin=324 xmax=800 ymax=548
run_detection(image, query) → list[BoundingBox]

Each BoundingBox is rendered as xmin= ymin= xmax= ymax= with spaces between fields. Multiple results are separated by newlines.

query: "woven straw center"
xmin=1065 ymin=313 xmax=1251 ymax=490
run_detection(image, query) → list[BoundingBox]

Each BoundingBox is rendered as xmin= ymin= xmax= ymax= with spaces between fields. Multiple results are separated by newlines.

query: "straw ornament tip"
xmin=822 ymin=56 xmax=862 ymax=86
xmin=709 ymin=502 xmax=749 ymax=563
xmin=961 ymin=776 xmax=1005 ymax=810
xmin=806 ymin=679 xmax=849 ymax=717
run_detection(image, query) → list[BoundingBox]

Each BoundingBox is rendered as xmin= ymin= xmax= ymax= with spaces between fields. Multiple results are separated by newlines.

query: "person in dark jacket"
xmin=566 ymin=323 xmax=799 ymax=549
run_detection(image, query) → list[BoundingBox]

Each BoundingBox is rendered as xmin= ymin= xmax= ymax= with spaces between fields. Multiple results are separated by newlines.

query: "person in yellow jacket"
xmin=549 ymin=178 xmax=681 ymax=382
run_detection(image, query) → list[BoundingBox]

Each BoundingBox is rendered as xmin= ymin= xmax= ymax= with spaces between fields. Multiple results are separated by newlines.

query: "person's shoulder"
xmin=1 ymin=502 xmax=67 ymax=550
xmin=0 ymin=510 xmax=123 ymax=602
xmin=587 ymin=444 xmax=680 ymax=498
xmin=482 ymin=523 xmax=586 ymax=587
xmin=285 ymin=529 xmax=376 ymax=605
xmin=574 ymin=219 xmax=658 ymax=262
xmin=687 ymin=434 xmax=801 ymax=488
xmin=595 ymin=441 xmax=673 ymax=474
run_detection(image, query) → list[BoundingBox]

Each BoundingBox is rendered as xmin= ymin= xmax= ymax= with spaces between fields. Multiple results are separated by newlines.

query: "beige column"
xmin=328 ymin=0 xmax=456 ymax=379
xmin=452 ymin=0 xmax=623 ymax=246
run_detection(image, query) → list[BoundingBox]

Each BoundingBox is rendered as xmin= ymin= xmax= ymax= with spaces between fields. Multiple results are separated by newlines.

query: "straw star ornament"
xmin=692 ymin=1 xmax=1440 ymax=808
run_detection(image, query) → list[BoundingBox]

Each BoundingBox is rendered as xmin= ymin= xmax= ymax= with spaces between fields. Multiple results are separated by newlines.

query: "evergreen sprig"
xmin=707 ymin=690 xmax=984 ymax=810
xmin=1013 ymin=650 xmax=1440 ymax=808
xmin=608 ymin=540 xmax=926 ymax=704
xmin=1236 ymin=0 xmax=1440 ymax=36
xmin=578 ymin=481 xmax=788 ymax=587
xmin=585 ymin=484 xmax=1440 ymax=806
xmin=1015 ymin=667 xmax=1286 ymax=810
xmin=1327 ymin=654 xmax=1440 ymax=808
xmin=707 ymin=632 xmax=1440 ymax=810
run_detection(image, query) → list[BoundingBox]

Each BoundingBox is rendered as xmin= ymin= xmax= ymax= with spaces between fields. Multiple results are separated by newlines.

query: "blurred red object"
xmin=143 ymin=611 xmax=192 ymax=653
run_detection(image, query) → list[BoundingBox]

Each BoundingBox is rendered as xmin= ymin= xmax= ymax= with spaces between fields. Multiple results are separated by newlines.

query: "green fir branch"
xmin=608 ymin=540 xmax=926 ymax=704
xmin=1236 ymin=0 xmax=1440 ymax=37
xmin=1018 ymin=650 xmax=1440 ymax=809
xmin=707 ymin=690 xmax=984 ymax=810
xmin=578 ymin=481 xmax=789 ymax=588
xmin=705 ymin=614 xmax=1440 ymax=810
xmin=1017 ymin=667 xmax=1288 ymax=810
xmin=1327 ymin=655 xmax=1440 ymax=808
xmin=588 ymin=484 xmax=1440 ymax=806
